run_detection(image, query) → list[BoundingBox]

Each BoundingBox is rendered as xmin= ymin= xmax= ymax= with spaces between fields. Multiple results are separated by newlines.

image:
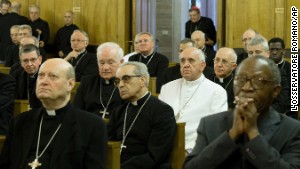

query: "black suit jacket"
xmin=70 ymin=51 xmax=99 ymax=82
xmin=108 ymin=93 xmax=176 ymax=169
xmin=10 ymin=67 xmax=42 ymax=109
xmin=129 ymin=52 xmax=169 ymax=77
xmin=184 ymin=108 xmax=300 ymax=169
xmin=0 ymin=73 xmax=15 ymax=135
xmin=0 ymin=105 xmax=107 ymax=169
xmin=29 ymin=18 xmax=50 ymax=44
xmin=73 ymin=75 xmax=123 ymax=118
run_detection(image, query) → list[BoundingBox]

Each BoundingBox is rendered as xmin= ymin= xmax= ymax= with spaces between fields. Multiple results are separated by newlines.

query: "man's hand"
xmin=64 ymin=51 xmax=79 ymax=61
xmin=232 ymin=96 xmax=259 ymax=140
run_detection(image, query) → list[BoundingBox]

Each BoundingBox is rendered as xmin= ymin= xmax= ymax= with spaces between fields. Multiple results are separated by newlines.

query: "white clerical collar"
xmin=141 ymin=52 xmax=153 ymax=59
xmin=218 ymin=78 xmax=224 ymax=83
xmin=46 ymin=110 xmax=56 ymax=116
xmin=77 ymin=50 xmax=86 ymax=55
xmin=182 ymin=74 xmax=204 ymax=86
xmin=131 ymin=91 xmax=149 ymax=106
xmin=277 ymin=58 xmax=284 ymax=65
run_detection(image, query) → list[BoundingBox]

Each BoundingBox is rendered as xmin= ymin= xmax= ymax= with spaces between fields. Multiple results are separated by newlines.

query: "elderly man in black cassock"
xmin=73 ymin=42 xmax=124 ymax=119
xmin=11 ymin=44 xmax=43 ymax=109
xmin=0 ymin=58 xmax=107 ymax=169
xmin=64 ymin=29 xmax=98 ymax=82
xmin=108 ymin=62 xmax=176 ymax=169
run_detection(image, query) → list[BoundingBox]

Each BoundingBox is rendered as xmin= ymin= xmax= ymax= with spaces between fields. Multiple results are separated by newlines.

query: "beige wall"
xmin=218 ymin=0 xmax=299 ymax=50
xmin=19 ymin=0 xmax=130 ymax=53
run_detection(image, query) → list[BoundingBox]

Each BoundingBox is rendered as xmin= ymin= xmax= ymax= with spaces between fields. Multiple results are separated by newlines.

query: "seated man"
xmin=209 ymin=47 xmax=238 ymax=110
xmin=0 ymin=72 xmax=15 ymax=135
xmin=159 ymin=47 xmax=227 ymax=153
xmin=247 ymin=35 xmax=290 ymax=115
xmin=129 ymin=32 xmax=169 ymax=77
xmin=108 ymin=62 xmax=176 ymax=169
xmin=54 ymin=11 xmax=79 ymax=58
xmin=156 ymin=38 xmax=214 ymax=93
xmin=184 ymin=55 xmax=300 ymax=169
xmin=64 ymin=29 xmax=98 ymax=82
xmin=0 ymin=58 xmax=107 ymax=169
xmin=11 ymin=44 xmax=43 ymax=109
xmin=268 ymin=37 xmax=295 ymax=118
xmin=5 ymin=25 xmax=20 ymax=67
xmin=237 ymin=28 xmax=257 ymax=64
xmin=73 ymin=42 xmax=124 ymax=119
xmin=191 ymin=30 xmax=216 ymax=68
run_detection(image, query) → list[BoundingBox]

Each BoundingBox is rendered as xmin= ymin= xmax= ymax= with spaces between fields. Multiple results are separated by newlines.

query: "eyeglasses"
xmin=234 ymin=75 xmax=274 ymax=89
xmin=114 ymin=75 xmax=142 ymax=86
xmin=270 ymin=48 xmax=283 ymax=51
xmin=21 ymin=57 xmax=39 ymax=64
xmin=70 ymin=39 xmax=87 ymax=43
xmin=137 ymin=39 xmax=151 ymax=44
xmin=213 ymin=58 xmax=235 ymax=65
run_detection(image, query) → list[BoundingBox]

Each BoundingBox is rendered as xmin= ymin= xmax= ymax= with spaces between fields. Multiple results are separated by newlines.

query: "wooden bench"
xmin=0 ymin=66 xmax=10 ymax=74
xmin=0 ymin=136 xmax=121 ymax=169
xmin=70 ymin=82 xmax=80 ymax=102
xmin=0 ymin=135 xmax=5 ymax=153
xmin=170 ymin=122 xmax=185 ymax=169
xmin=107 ymin=141 xmax=121 ymax=169
xmin=148 ymin=77 xmax=158 ymax=97
xmin=13 ymin=100 xmax=29 ymax=117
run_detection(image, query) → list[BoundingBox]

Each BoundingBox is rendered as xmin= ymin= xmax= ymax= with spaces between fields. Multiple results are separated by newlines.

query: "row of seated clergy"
xmin=0 ymin=122 xmax=185 ymax=169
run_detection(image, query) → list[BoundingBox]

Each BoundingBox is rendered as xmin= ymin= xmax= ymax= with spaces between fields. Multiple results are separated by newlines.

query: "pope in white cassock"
xmin=159 ymin=47 xmax=228 ymax=153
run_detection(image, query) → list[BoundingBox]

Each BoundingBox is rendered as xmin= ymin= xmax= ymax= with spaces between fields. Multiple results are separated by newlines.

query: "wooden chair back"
xmin=0 ymin=67 xmax=10 ymax=74
xmin=13 ymin=100 xmax=29 ymax=117
xmin=170 ymin=122 xmax=186 ymax=169
xmin=0 ymin=135 xmax=5 ymax=153
xmin=148 ymin=77 xmax=158 ymax=97
xmin=70 ymin=82 xmax=80 ymax=102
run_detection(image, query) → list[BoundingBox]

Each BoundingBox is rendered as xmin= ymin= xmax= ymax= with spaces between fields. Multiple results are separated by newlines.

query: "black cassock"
xmin=73 ymin=75 xmax=123 ymax=118
xmin=108 ymin=92 xmax=176 ymax=169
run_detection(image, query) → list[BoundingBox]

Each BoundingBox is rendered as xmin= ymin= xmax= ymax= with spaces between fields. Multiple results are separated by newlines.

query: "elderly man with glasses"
xmin=64 ymin=29 xmax=98 ymax=82
xmin=108 ymin=61 xmax=176 ymax=169
xmin=209 ymin=47 xmax=238 ymax=110
xmin=11 ymin=44 xmax=43 ymax=109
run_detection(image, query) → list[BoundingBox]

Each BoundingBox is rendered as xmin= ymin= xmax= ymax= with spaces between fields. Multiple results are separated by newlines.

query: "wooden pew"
xmin=170 ymin=122 xmax=185 ymax=169
xmin=70 ymin=82 xmax=80 ymax=102
xmin=168 ymin=62 xmax=177 ymax=68
xmin=0 ymin=66 xmax=10 ymax=74
xmin=13 ymin=100 xmax=29 ymax=117
xmin=0 ymin=135 xmax=5 ymax=153
xmin=107 ymin=141 xmax=121 ymax=169
xmin=0 ymin=136 xmax=121 ymax=169
xmin=148 ymin=77 xmax=158 ymax=97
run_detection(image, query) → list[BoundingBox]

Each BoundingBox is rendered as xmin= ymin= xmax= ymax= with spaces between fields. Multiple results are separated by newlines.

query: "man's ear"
xmin=272 ymin=84 xmax=281 ymax=99
xmin=140 ymin=76 xmax=147 ymax=87
xmin=67 ymin=78 xmax=76 ymax=92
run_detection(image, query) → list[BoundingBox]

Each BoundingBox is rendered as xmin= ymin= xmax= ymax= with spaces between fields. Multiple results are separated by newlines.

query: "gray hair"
xmin=119 ymin=62 xmax=150 ymax=86
xmin=180 ymin=38 xmax=195 ymax=46
xmin=28 ymin=4 xmax=40 ymax=12
xmin=19 ymin=24 xmax=32 ymax=35
xmin=136 ymin=32 xmax=155 ymax=42
xmin=72 ymin=29 xmax=89 ymax=42
xmin=20 ymin=36 xmax=39 ymax=47
xmin=248 ymin=34 xmax=269 ymax=52
xmin=97 ymin=42 xmax=124 ymax=60
xmin=19 ymin=44 xmax=40 ymax=57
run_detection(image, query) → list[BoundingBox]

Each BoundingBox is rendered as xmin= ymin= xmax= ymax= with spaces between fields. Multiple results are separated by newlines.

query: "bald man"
xmin=0 ymin=58 xmax=107 ymax=169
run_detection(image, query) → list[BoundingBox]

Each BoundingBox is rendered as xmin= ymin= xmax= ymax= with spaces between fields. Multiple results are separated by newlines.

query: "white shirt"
xmin=123 ymin=52 xmax=138 ymax=63
xmin=159 ymin=74 xmax=228 ymax=150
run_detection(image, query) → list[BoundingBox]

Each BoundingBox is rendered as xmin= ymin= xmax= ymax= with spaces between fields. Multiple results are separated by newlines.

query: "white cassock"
xmin=159 ymin=74 xmax=228 ymax=150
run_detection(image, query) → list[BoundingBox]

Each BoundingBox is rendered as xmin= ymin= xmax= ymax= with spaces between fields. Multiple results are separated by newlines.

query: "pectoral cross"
xmin=120 ymin=144 xmax=127 ymax=153
xmin=28 ymin=158 xmax=41 ymax=169
xmin=100 ymin=109 xmax=109 ymax=119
